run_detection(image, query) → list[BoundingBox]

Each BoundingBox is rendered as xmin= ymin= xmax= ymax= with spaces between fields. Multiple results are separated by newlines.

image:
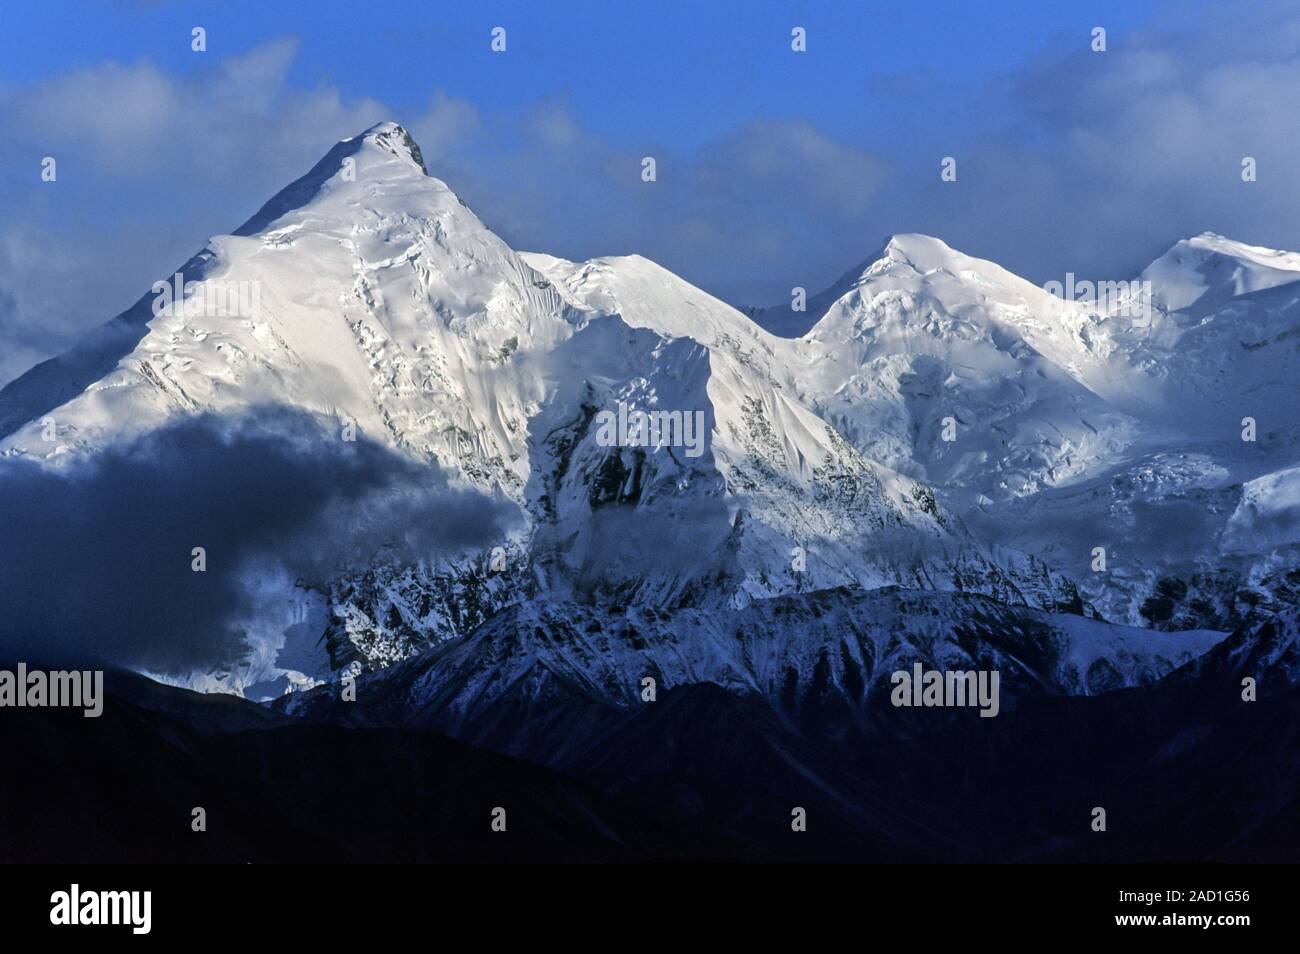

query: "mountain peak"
xmin=878 ymin=232 xmax=957 ymax=263
xmin=353 ymin=120 xmax=428 ymax=175
xmin=1154 ymin=231 xmax=1299 ymax=265
xmin=747 ymin=233 xmax=965 ymax=338
xmin=856 ymin=233 xmax=1010 ymax=285
xmin=233 ymin=120 xmax=431 ymax=236
xmin=1141 ymin=232 xmax=1300 ymax=312
xmin=848 ymin=232 xmax=993 ymax=290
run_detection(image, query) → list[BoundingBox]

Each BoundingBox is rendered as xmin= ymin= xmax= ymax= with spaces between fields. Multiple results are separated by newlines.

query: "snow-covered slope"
xmin=1125 ymin=234 xmax=1300 ymax=438
xmin=279 ymin=586 xmax=1225 ymax=764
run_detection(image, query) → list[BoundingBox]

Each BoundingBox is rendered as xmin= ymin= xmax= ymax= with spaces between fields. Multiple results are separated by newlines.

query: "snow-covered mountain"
xmin=1141 ymin=231 xmax=1300 ymax=317
xmin=0 ymin=122 xmax=1092 ymax=692
xmin=747 ymin=229 xmax=1300 ymax=630
xmin=3 ymin=121 xmax=1297 ymax=696
xmin=783 ymin=235 xmax=1143 ymax=507
xmin=6 ymin=121 xmax=1299 ymax=867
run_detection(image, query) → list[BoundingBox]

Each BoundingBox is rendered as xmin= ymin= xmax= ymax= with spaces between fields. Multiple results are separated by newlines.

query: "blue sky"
xmin=2 ymin=1 xmax=1162 ymax=148
xmin=2 ymin=0 xmax=1299 ymax=384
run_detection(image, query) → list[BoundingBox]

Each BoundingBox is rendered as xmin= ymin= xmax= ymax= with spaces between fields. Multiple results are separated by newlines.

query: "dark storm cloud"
xmin=0 ymin=407 xmax=519 ymax=673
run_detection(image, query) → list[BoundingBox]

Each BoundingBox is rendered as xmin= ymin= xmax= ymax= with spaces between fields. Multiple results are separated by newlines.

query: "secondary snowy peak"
xmin=753 ymin=234 xmax=1070 ymax=342
xmin=862 ymin=233 xmax=1015 ymax=282
xmin=523 ymin=251 xmax=779 ymax=352
xmin=805 ymin=233 xmax=1104 ymax=365
xmin=1116 ymin=232 xmax=1300 ymax=436
xmin=1140 ymin=232 xmax=1300 ymax=314
xmin=768 ymin=234 xmax=1140 ymax=507
xmin=750 ymin=235 xmax=932 ymax=339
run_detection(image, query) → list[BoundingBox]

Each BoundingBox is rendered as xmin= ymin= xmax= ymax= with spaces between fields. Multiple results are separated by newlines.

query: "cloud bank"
xmin=0 ymin=408 xmax=519 ymax=673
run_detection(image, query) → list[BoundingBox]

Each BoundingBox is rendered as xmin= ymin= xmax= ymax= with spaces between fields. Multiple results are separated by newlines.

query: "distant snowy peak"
xmin=749 ymin=235 xmax=910 ymax=340
xmin=751 ymin=233 xmax=1073 ymax=342
xmin=810 ymin=234 xmax=1084 ymax=341
xmin=521 ymin=251 xmax=777 ymax=352
xmin=757 ymin=232 xmax=1144 ymax=505
xmin=1141 ymin=232 xmax=1300 ymax=314
xmin=1120 ymin=232 xmax=1300 ymax=434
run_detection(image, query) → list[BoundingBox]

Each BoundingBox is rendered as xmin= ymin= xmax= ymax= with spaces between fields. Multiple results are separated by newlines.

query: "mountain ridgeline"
xmin=3 ymin=123 xmax=1299 ymax=687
